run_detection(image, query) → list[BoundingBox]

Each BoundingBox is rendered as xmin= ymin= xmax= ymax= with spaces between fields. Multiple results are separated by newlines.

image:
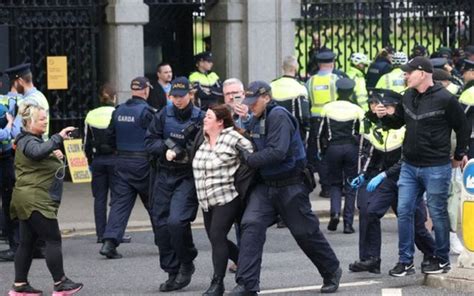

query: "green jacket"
xmin=10 ymin=132 xmax=64 ymax=220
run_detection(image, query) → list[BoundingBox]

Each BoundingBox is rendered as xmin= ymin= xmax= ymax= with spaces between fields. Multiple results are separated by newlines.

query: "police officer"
xmin=145 ymin=77 xmax=204 ymax=292
xmin=430 ymin=57 xmax=463 ymax=95
xmin=433 ymin=69 xmax=460 ymax=96
xmin=0 ymin=81 xmax=20 ymax=261
xmin=317 ymin=78 xmax=364 ymax=233
xmin=230 ymin=81 xmax=341 ymax=295
xmin=375 ymin=52 xmax=408 ymax=94
xmin=99 ymin=77 xmax=155 ymax=259
xmin=189 ymin=51 xmax=222 ymax=110
xmin=347 ymin=53 xmax=370 ymax=110
xmin=306 ymin=50 xmax=345 ymax=197
xmin=84 ymin=84 xmax=117 ymax=243
xmin=349 ymin=89 xmax=435 ymax=274
xmin=271 ymin=55 xmax=310 ymax=141
xmin=366 ymin=46 xmax=393 ymax=88
xmin=459 ymin=59 xmax=474 ymax=158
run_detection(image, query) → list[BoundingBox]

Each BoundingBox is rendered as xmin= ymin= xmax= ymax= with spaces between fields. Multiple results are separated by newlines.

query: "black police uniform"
xmin=100 ymin=87 xmax=155 ymax=258
xmin=234 ymin=83 xmax=340 ymax=294
xmin=366 ymin=56 xmax=393 ymax=89
xmin=145 ymin=77 xmax=204 ymax=291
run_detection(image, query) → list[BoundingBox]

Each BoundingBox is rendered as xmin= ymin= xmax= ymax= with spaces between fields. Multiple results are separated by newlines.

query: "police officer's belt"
xmin=117 ymin=151 xmax=148 ymax=158
xmin=263 ymin=175 xmax=302 ymax=187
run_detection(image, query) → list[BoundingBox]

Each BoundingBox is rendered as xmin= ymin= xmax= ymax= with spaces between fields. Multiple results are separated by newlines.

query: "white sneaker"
xmin=450 ymin=232 xmax=464 ymax=255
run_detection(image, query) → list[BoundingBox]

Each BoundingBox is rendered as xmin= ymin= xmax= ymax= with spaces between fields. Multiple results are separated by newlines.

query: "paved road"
xmin=0 ymin=217 xmax=464 ymax=296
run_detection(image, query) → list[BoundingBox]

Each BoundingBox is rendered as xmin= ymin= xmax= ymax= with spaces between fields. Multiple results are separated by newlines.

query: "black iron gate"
xmin=144 ymin=0 xmax=209 ymax=79
xmin=0 ymin=0 xmax=104 ymax=135
xmin=296 ymin=0 xmax=474 ymax=77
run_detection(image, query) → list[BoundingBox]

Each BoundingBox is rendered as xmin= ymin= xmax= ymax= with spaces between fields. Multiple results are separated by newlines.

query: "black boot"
xmin=321 ymin=267 xmax=342 ymax=293
xmin=173 ymin=261 xmax=195 ymax=290
xmin=327 ymin=214 xmax=340 ymax=231
xmin=364 ymin=257 xmax=381 ymax=274
xmin=99 ymin=239 xmax=122 ymax=259
xmin=343 ymin=223 xmax=355 ymax=234
xmin=0 ymin=248 xmax=15 ymax=261
xmin=349 ymin=259 xmax=369 ymax=272
xmin=228 ymin=284 xmax=257 ymax=296
xmin=159 ymin=273 xmax=178 ymax=292
xmin=202 ymin=274 xmax=224 ymax=296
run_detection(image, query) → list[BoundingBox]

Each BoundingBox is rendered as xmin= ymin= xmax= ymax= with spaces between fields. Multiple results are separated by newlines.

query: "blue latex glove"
xmin=367 ymin=172 xmax=387 ymax=192
xmin=350 ymin=174 xmax=365 ymax=189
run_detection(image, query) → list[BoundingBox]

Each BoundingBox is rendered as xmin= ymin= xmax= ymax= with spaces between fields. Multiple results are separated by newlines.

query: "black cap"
xmin=335 ymin=78 xmax=355 ymax=90
xmin=433 ymin=69 xmax=452 ymax=81
xmin=465 ymin=45 xmax=474 ymax=56
xmin=437 ymin=47 xmax=452 ymax=58
xmin=130 ymin=76 xmax=152 ymax=90
xmin=316 ymin=51 xmax=336 ymax=63
xmin=401 ymin=56 xmax=433 ymax=73
xmin=194 ymin=51 xmax=213 ymax=63
xmin=368 ymin=88 xmax=402 ymax=105
xmin=412 ymin=44 xmax=427 ymax=57
xmin=169 ymin=77 xmax=191 ymax=97
xmin=243 ymin=81 xmax=271 ymax=105
xmin=464 ymin=59 xmax=474 ymax=72
xmin=2 ymin=63 xmax=31 ymax=81
xmin=430 ymin=57 xmax=448 ymax=69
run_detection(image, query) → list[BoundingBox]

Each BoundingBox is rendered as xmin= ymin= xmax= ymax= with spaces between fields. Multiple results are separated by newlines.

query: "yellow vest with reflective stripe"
xmin=321 ymin=100 xmax=365 ymax=122
xmin=308 ymin=73 xmax=339 ymax=116
xmin=368 ymin=126 xmax=406 ymax=152
xmin=346 ymin=66 xmax=368 ymax=111
xmin=270 ymin=77 xmax=308 ymax=101
xmin=375 ymin=68 xmax=406 ymax=94
xmin=459 ymin=85 xmax=474 ymax=106
xmin=446 ymin=83 xmax=461 ymax=96
xmin=85 ymin=106 xmax=115 ymax=129
xmin=189 ymin=71 xmax=220 ymax=87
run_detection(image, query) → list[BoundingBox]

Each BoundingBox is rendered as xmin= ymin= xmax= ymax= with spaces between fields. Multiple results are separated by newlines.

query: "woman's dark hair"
xmin=208 ymin=104 xmax=235 ymax=129
xmin=99 ymin=83 xmax=116 ymax=106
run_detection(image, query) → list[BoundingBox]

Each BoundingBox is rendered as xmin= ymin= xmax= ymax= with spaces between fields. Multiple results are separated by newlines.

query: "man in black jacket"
xmin=372 ymin=56 xmax=470 ymax=276
xmin=148 ymin=62 xmax=173 ymax=111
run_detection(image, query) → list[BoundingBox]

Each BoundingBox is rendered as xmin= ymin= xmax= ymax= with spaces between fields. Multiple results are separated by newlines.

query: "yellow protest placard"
xmin=47 ymin=56 xmax=68 ymax=90
xmin=64 ymin=139 xmax=91 ymax=183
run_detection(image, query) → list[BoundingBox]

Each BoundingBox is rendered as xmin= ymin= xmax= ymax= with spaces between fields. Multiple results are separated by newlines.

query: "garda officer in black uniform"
xmin=99 ymin=77 xmax=155 ymax=259
xmin=145 ymin=77 xmax=204 ymax=292
xmin=348 ymin=89 xmax=435 ymax=274
xmin=318 ymin=78 xmax=364 ymax=234
xmin=230 ymin=81 xmax=341 ymax=295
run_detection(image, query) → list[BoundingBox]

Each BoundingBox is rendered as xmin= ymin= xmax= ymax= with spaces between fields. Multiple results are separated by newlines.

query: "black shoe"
xmin=321 ymin=267 xmax=342 ymax=293
xmin=202 ymin=274 xmax=224 ymax=296
xmin=173 ymin=261 xmax=195 ymax=290
xmin=10 ymin=282 xmax=43 ymax=295
xmin=121 ymin=234 xmax=132 ymax=244
xmin=352 ymin=257 xmax=380 ymax=274
xmin=159 ymin=273 xmax=178 ymax=292
xmin=343 ymin=223 xmax=355 ymax=234
xmin=53 ymin=277 xmax=83 ymax=294
xmin=327 ymin=214 xmax=340 ymax=231
xmin=99 ymin=240 xmax=122 ymax=259
xmin=228 ymin=284 xmax=257 ymax=296
xmin=0 ymin=248 xmax=15 ymax=261
xmin=96 ymin=237 xmax=103 ymax=244
xmin=421 ymin=255 xmax=434 ymax=269
xmin=276 ymin=220 xmax=287 ymax=229
xmin=348 ymin=260 xmax=369 ymax=272
xmin=422 ymin=257 xmax=451 ymax=274
xmin=319 ymin=189 xmax=330 ymax=198
xmin=389 ymin=262 xmax=415 ymax=277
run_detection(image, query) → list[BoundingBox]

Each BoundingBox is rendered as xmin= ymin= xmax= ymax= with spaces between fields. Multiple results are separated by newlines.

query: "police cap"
xmin=243 ymin=81 xmax=271 ymax=105
xmin=335 ymin=78 xmax=355 ymax=90
xmin=130 ymin=76 xmax=153 ymax=91
xmin=316 ymin=51 xmax=336 ymax=63
xmin=194 ymin=51 xmax=213 ymax=63
xmin=464 ymin=59 xmax=474 ymax=72
xmin=432 ymin=69 xmax=452 ymax=81
xmin=437 ymin=47 xmax=452 ymax=59
xmin=430 ymin=57 xmax=448 ymax=69
xmin=368 ymin=88 xmax=402 ymax=105
xmin=169 ymin=76 xmax=191 ymax=97
xmin=465 ymin=45 xmax=474 ymax=56
xmin=2 ymin=63 xmax=31 ymax=81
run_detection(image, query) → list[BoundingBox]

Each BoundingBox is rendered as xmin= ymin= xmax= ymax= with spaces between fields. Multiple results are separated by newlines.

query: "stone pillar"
xmin=207 ymin=0 xmax=300 ymax=85
xmin=103 ymin=0 xmax=149 ymax=103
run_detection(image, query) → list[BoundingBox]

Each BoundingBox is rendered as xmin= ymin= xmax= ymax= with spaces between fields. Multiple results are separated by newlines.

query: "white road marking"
xmin=381 ymin=288 xmax=402 ymax=296
xmin=258 ymin=280 xmax=382 ymax=294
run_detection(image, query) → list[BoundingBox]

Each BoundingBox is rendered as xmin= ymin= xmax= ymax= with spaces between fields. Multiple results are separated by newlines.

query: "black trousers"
xmin=15 ymin=211 xmax=64 ymax=283
xmin=203 ymin=197 xmax=242 ymax=277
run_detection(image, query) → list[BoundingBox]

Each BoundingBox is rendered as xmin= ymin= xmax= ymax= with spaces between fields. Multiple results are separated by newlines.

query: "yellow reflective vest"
xmin=375 ymin=68 xmax=406 ymax=94
xmin=307 ymin=72 xmax=340 ymax=116
xmin=346 ymin=66 xmax=368 ymax=111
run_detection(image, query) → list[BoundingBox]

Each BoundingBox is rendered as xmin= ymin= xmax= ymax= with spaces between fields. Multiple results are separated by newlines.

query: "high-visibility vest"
xmin=347 ymin=66 xmax=369 ymax=111
xmin=446 ymin=82 xmax=461 ymax=96
xmin=307 ymin=73 xmax=339 ymax=116
xmin=375 ymin=68 xmax=406 ymax=94
xmin=368 ymin=126 xmax=406 ymax=152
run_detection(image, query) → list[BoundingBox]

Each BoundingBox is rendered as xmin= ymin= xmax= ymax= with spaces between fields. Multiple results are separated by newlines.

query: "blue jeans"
xmin=397 ymin=162 xmax=451 ymax=264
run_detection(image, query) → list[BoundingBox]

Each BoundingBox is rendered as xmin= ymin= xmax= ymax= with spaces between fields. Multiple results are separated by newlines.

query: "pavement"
xmin=58 ymin=180 xmax=335 ymax=236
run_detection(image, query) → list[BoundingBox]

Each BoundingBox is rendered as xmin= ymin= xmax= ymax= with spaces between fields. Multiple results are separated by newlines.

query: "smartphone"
xmin=68 ymin=128 xmax=80 ymax=138
xmin=234 ymin=95 xmax=243 ymax=105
